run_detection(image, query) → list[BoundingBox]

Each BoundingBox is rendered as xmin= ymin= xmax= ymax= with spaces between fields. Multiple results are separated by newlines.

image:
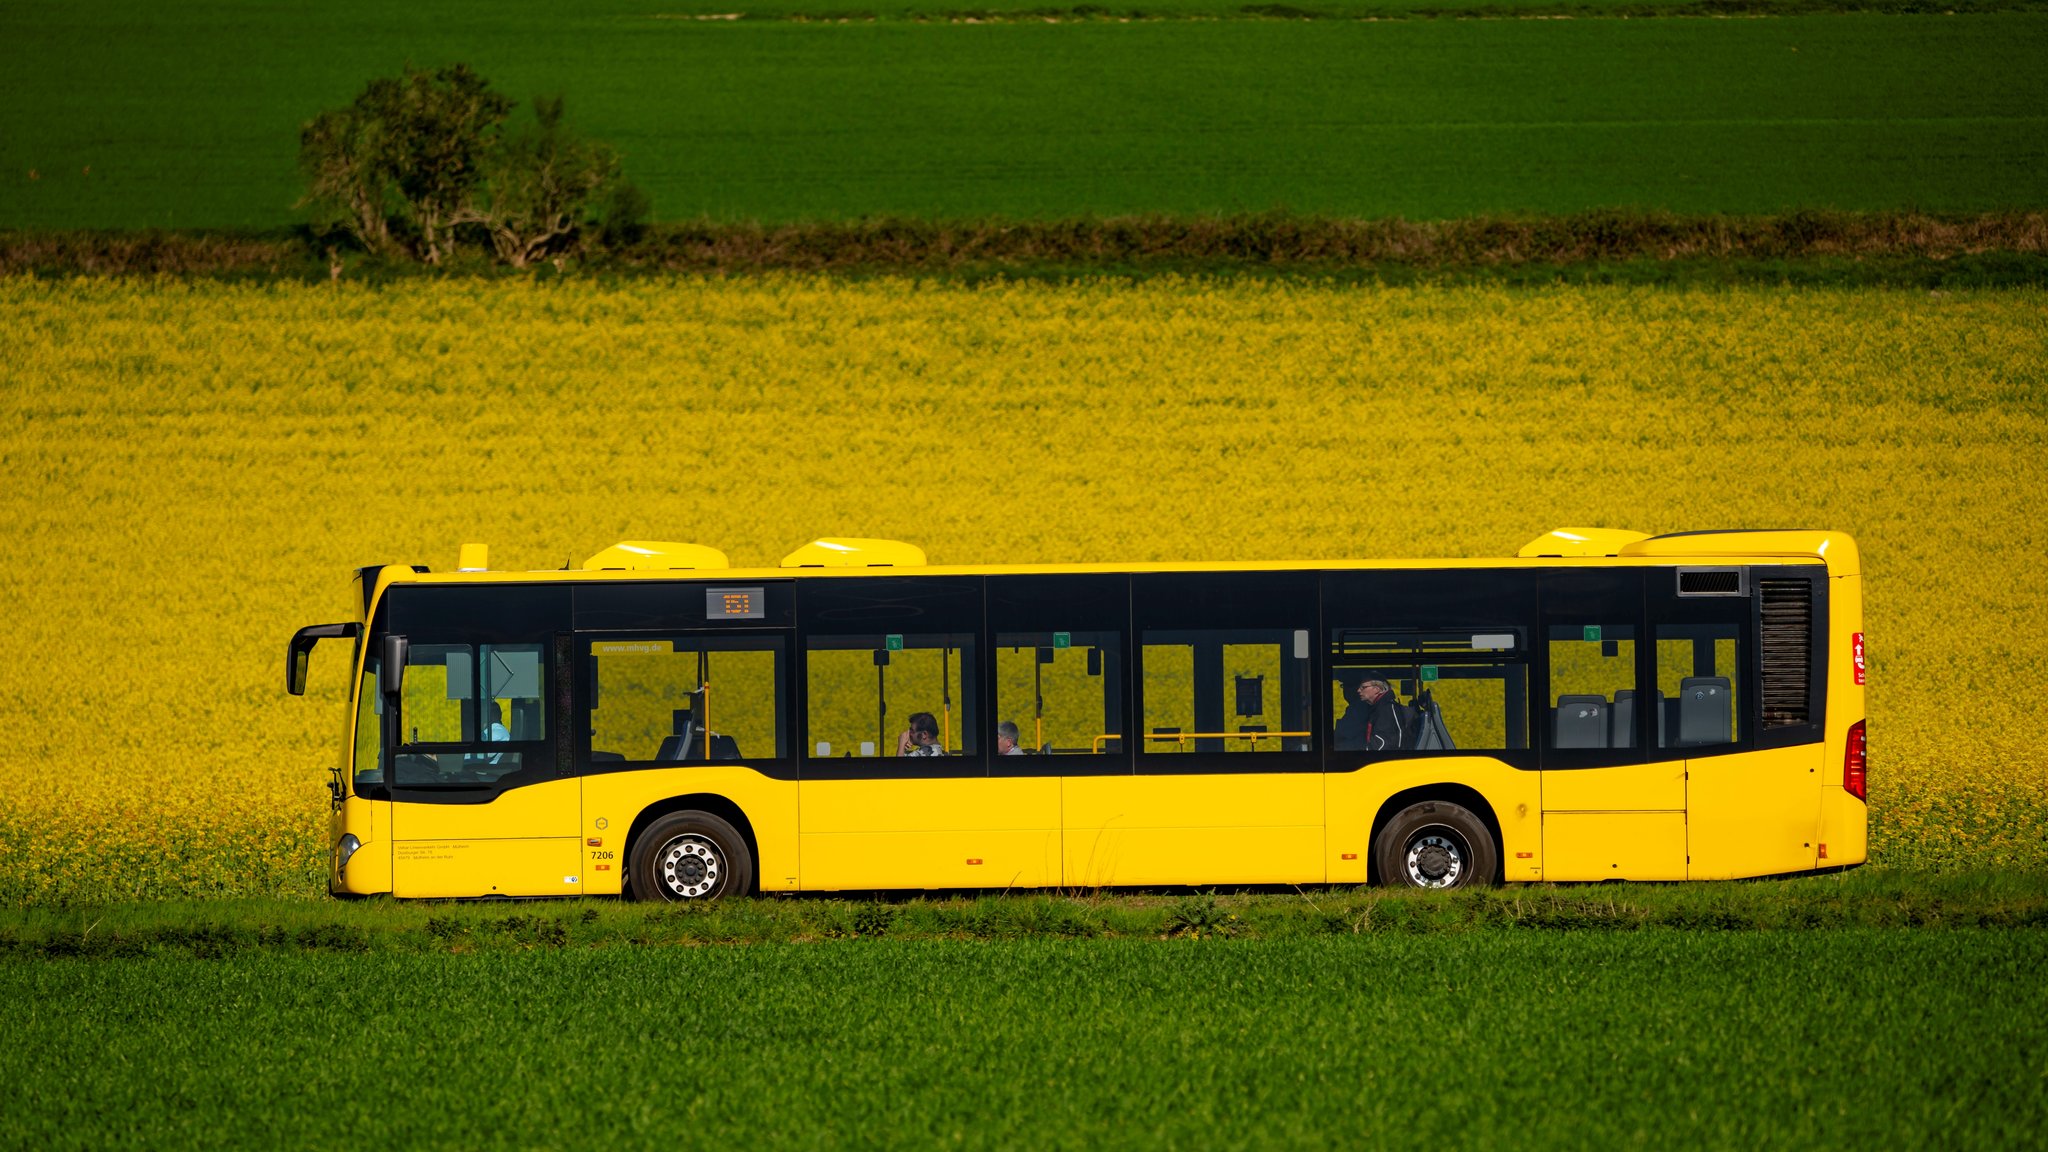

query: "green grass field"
xmin=4 ymin=4 xmax=2045 ymax=228
xmin=4 ymin=927 xmax=2043 ymax=1148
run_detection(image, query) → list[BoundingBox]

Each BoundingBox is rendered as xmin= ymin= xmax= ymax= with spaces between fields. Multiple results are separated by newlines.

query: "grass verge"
xmin=5 ymin=871 xmax=2045 ymax=958
xmin=3 ymin=929 xmax=2043 ymax=1148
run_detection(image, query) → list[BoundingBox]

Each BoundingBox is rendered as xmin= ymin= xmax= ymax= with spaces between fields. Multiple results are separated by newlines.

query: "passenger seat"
xmin=1553 ymin=695 xmax=1609 ymax=749
xmin=1677 ymin=677 xmax=1732 ymax=746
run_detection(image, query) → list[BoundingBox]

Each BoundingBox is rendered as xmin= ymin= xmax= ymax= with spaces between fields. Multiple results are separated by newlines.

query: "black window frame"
xmin=378 ymin=583 xmax=574 ymax=805
xmin=1646 ymin=568 xmax=1756 ymax=758
xmin=1132 ymin=571 xmax=1322 ymax=776
xmin=797 ymin=576 xmax=989 ymax=780
xmin=1321 ymin=569 xmax=1541 ymax=771
xmin=578 ymin=628 xmax=795 ymax=776
xmin=986 ymin=573 xmax=1135 ymax=777
xmin=1537 ymin=569 xmax=1651 ymax=771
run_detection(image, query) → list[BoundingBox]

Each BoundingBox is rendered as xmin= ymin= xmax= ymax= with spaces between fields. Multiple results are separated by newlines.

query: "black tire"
xmin=628 ymin=811 xmax=754 ymax=902
xmin=1374 ymin=800 xmax=1499 ymax=890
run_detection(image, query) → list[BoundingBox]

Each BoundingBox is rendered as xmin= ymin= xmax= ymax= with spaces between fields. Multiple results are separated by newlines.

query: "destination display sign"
xmin=707 ymin=587 xmax=766 ymax=620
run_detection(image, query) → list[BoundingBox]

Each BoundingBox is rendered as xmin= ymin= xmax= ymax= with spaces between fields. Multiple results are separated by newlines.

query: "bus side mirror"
xmin=286 ymin=622 xmax=360 ymax=695
xmin=380 ymin=635 xmax=409 ymax=700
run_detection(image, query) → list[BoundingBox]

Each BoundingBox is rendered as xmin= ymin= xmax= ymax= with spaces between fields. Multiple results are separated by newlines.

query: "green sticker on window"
xmin=1053 ymin=632 xmax=1071 ymax=649
xmin=1583 ymin=625 xmax=1602 ymax=642
xmin=885 ymin=634 xmax=903 ymax=652
xmin=1421 ymin=665 xmax=1439 ymax=682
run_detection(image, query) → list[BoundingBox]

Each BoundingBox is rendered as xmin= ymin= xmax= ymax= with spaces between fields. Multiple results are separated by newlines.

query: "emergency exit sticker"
xmin=885 ymin=634 xmax=904 ymax=651
xmin=1853 ymin=632 xmax=1866 ymax=685
xmin=1053 ymin=632 xmax=1071 ymax=649
xmin=1421 ymin=665 xmax=1439 ymax=682
xmin=1582 ymin=625 xmax=1602 ymax=642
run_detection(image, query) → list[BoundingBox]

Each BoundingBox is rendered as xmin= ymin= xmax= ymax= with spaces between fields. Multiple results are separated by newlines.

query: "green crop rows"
xmin=4 ymin=3 xmax=2046 ymax=229
xmin=5 ymin=928 xmax=2044 ymax=1148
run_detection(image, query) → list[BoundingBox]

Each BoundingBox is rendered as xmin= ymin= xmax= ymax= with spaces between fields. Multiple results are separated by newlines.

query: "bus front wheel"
xmin=630 ymin=811 xmax=754 ymax=901
xmin=1375 ymin=801 xmax=1498 ymax=890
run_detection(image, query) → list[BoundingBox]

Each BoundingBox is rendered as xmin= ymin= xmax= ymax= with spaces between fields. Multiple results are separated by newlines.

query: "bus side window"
xmin=588 ymin=637 xmax=785 ymax=764
xmin=1327 ymin=629 xmax=1529 ymax=754
xmin=1140 ymin=628 xmax=1312 ymax=755
xmin=805 ymin=633 xmax=977 ymax=759
xmin=995 ymin=632 xmax=1122 ymax=754
xmin=1545 ymin=624 xmax=1638 ymax=750
xmin=1656 ymin=623 xmax=1742 ymax=748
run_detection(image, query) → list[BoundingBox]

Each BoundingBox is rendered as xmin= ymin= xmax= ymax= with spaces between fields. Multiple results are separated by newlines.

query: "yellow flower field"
xmin=1 ymin=275 xmax=2043 ymax=904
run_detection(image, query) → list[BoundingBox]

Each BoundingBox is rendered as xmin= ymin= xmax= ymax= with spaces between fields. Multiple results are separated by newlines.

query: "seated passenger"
xmin=897 ymin=711 xmax=945 ymax=757
xmin=996 ymin=721 xmax=1027 ymax=755
xmin=1333 ymin=678 xmax=1407 ymax=752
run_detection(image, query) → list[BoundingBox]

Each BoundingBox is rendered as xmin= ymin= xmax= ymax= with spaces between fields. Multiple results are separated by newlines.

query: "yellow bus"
xmin=287 ymin=528 xmax=1867 ymax=899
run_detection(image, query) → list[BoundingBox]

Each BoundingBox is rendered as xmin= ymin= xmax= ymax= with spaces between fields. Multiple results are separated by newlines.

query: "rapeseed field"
xmin=1 ymin=276 xmax=2042 ymax=904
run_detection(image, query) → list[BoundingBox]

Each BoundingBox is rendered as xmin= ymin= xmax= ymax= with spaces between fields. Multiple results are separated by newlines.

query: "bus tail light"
xmin=1843 ymin=721 xmax=1867 ymax=802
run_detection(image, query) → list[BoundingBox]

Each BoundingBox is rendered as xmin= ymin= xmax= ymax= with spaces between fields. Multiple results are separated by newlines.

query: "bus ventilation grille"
xmin=1759 ymin=579 xmax=1813 ymax=728
xmin=1676 ymin=568 xmax=1743 ymax=596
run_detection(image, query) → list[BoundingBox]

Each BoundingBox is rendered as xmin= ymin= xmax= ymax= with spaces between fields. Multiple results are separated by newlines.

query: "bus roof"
xmin=351 ymin=529 xmax=1855 ymax=618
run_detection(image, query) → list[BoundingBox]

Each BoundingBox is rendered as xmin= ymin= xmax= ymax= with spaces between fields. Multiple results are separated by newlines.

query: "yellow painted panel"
xmin=1323 ymin=758 xmax=1544 ymax=882
xmin=390 ymin=776 xmax=581 ymax=842
xmin=1068 ymin=825 xmax=1323 ymax=888
xmin=391 ymin=838 xmax=584 ymax=898
xmin=1544 ymin=811 xmax=1687 ymax=880
xmin=799 ymin=777 xmax=1060 ymax=835
xmin=1063 ymin=773 xmax=1320 ymax=830
xmin=799 ymin=828 xmax=1061 ymax=890
xmin=582 ymin=766 xmax=801 ymax=895
xmin=1823 ymin=574 xmax=1868 ymax=853
xmin=1542 ymin=760 xmax=1686 ymax=811
xmin=797 ymin=776 xmax=1059 ymax=891
xmin=1818 ymin=787 xmax=1869 ymax=868
xmin=334 ymin=795 xmax=391 ymax=896
xmin=1688 ymin=746 xmax=1822 ymax=879
xmin=1061 ymin=773 xmax=1323 ymax=887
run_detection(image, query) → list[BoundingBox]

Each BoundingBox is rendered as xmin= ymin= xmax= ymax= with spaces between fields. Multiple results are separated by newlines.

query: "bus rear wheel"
xmin=630 ymin=811 xmax=754 ymax=901
xmin=1375 ymin=801 xmax=1498 ymax=890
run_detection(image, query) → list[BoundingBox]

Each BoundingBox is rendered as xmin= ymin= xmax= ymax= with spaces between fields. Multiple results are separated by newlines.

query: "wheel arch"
xmin=1368 ymin=784 xmax=1505 ymax=885
xmin=624 ymin=793 xmax=761 ymax=896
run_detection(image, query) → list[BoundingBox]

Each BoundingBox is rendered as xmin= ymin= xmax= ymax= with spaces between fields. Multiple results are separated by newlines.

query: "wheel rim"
xmin=1403 ymin=827 xmax=1466 ymax=888
xmin=656 ymin=834 xmax=724 ymax=900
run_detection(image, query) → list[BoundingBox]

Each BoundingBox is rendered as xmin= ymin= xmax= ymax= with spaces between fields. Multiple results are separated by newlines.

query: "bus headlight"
xmin=336 ymin=833 xmax=361 ymax=874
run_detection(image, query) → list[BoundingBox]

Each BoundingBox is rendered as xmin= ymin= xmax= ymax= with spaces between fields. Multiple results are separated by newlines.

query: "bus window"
xmin=1141 ymin=629 xmax=1312 ymax=754
xmin=806 ymin=633 xmax=977 ymax=759
xmin=400 ymin=643 xmax=471 ymax=745
xmin=1328 ymin=629 xmax=1529 ymax=754
xmin=393 ymin=641 xmax=546 ymax=787
xmin=353 ymin=657 xmax=383 ymax=794
xmin=589 ymin=637 xmax=785 ymax=763
xmin=1546 ymin=624 xmax=1639 ymax=750
xmin=1657 ymin=623 xmax=1742 ymax=748
xmin=995 ymin=631 xmax=1122 ymax=754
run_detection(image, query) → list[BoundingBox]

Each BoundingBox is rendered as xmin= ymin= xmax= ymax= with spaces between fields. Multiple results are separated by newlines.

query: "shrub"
xmin=298 ymin=66 xmax=627 ymax=266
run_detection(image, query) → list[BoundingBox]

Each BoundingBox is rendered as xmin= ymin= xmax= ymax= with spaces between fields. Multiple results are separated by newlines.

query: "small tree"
xmin=299 ymin=66 xmax=626 ymax=267
xmin=463 ymin=95 xmax=621 ymax=268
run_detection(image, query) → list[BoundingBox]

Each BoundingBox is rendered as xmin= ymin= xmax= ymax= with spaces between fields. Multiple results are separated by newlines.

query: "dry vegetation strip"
xmin=3 ymin=211 xmax=2044 ymax=280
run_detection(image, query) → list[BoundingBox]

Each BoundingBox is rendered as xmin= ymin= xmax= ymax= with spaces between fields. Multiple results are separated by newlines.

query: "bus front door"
xmin=385 ymin=637 xmax=584 ymax=898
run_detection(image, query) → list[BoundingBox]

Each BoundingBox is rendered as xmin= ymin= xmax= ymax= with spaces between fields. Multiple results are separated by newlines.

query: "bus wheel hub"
xmin=660 ymin=836 xmax=722 ymax=898
xmin=1407 ymin=834 xmax=1462 ymax=887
